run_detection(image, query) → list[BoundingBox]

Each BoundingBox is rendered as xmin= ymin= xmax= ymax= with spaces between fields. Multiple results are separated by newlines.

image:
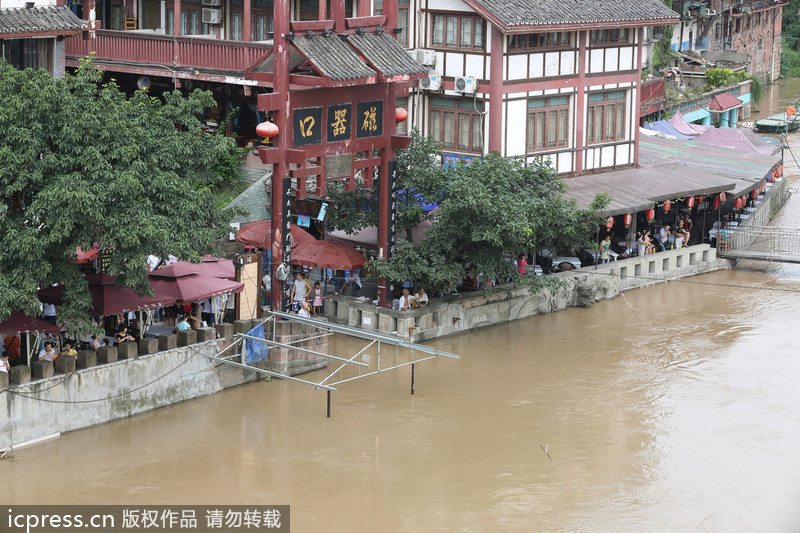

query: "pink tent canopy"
xmin=151 ymin=259 xmax=236 ymax=280
xmin=235 ymin=220 xmax=314 ymax=249
xmin=0 ymin=311 xmax=60 ymax=336
xmin=148 ymin=274 xmax=243 ymax=303
xmin=669 ymin=113 xmax=710 ymax=136
xmin=693 ymin=127 xmax=780 ymax=156
xmin=75 ymin=246 xmax=99 ymax=264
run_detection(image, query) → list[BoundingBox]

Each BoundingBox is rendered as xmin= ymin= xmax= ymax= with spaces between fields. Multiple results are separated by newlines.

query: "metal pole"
xmin=411 ymin=363 xmax=415 ymax=395
xmin=327 ymin=390 xmax=331 ymax=418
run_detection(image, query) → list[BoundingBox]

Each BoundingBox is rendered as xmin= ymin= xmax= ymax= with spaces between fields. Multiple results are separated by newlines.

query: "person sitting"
xmin=91 ymin=333 xmax=103 ymax=352
xmin=400 ymin=288 xmax=415 ymax=311
xmin=116 ymin=326 xmax=135 ymax=344
xmin=173 ymin=315 xmax=191 ymax=334
xmin=61 ymin=342 xmax=77 ymax=357
xmin=414 ymin=287 xmax=429 ymax=308
xmin=657 ymin=225 xmax=670 ymax=252
xmin=187 ymin=311 xmax=202 ymax=330
xmin=38 ymin=341 xmax=58 ymax=362
xmin=297 ymin=301 xmax=311 ymax=318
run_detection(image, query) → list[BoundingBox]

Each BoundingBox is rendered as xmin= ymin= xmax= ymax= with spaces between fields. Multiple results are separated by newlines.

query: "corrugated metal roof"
xmin=0 ymin=6 xmax=84 ymax=35
xmin=348 ymin=32 xmax=427 ymax=77
xmin=463 ymin=0 xmax=679 ymax=28
xmin=565 ymin=137 xmax=778 ymax=215
xmin=292 ymin=34 xmax=375 ymax=81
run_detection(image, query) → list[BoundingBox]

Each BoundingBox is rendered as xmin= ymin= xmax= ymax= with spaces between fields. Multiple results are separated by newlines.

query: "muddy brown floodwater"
xmin=4 ymin=85 xmax=800 ymax=532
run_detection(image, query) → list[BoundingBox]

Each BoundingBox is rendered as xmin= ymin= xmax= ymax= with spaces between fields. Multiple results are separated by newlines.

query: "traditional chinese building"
xmin=1 ymin=0 xmax=85 ymax=76
xmin=397 ymin=0 xmax=679 ymax=175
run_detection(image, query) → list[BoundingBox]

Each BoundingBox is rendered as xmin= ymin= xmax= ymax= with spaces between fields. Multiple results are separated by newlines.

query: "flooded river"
xmin=4 ymin=87 xmax=800 ymax=531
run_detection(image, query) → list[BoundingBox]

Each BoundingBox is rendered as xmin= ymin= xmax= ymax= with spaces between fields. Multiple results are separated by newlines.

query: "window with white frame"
xmin=526 ymin=96 xmax=569 ymax=152
xmin=586 ymin=91 xmax=626 ymax=144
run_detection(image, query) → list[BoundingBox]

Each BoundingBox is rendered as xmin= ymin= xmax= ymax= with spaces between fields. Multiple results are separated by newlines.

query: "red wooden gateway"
xmin=254 ymin=0 xmax=426 ymax=310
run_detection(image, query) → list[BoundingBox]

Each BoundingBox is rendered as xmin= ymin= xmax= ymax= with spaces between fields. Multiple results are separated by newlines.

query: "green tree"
xmin=331 ymin=131 xmax=607 ymax=295
xmin=0 ymin=58 xmax=240 ymax=326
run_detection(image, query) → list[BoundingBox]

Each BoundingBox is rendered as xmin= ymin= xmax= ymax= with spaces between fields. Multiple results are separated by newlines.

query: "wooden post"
xmin=243 ymin=0 xmax=251 ymax=41
xmin=173 ymin=0 xmax=181 ymax=36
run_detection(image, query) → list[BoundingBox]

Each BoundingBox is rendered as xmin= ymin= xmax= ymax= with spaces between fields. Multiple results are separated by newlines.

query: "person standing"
xmin=200 ymin=298 xmax=215 ymax=326
xmin=657 ymin=225 xmax=670 ymax=252
xmin=599 ymin=236 xmax=611 ymax=264
xmin=289 ymin=272 xmax=311 ymax=312
xmin=0 ymin=353 xmax=10 ymax=374
xmin=312 ymin=282 xmax=323 ymax=316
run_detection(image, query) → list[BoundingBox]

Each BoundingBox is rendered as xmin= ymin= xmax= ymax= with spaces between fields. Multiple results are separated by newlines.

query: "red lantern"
xmin=735 ymin=197 xmax=742 ymax=210
xmin=623 ymin=213 xmax=632 ymax=227
xmin=606 ymin=216 xmax=614 ymax=230
xmin=663 ymin=200 xmax=671 ymax=213
xmin=719 ymin=192 xmax=727 ymax=203
xmin=713 ymin=196 xmax=720 ymax=208
xmin=686 ymin=196 xmax=695 ymax=208
xmin=645 ymin=208 xmax=655 ymax=221
xmin=256 ymin=121 xmax=279 ymax=138
xmin=750 ymin=189 xmax=758 ymax=200
xmin=770 ymin=173 xmax=776 ymax=183
xmin=395 ymin=107 xmax=409 ymax=123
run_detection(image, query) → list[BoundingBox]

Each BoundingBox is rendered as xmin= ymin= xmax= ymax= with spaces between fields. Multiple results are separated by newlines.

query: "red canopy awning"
xmin=38 ymin=273 xmax=177 ymax=316
xmin=151 ymin=260 xmax=235 ymax=280
xmin=148 ymin=273 xmax=244 ymax=303
xmin=291 ymin=240 xmax=367 ymax=270
xmin=236 ymin=220 xmax=315 ymax=249
xmin=0 ymin=311 xmax=60 ymax=336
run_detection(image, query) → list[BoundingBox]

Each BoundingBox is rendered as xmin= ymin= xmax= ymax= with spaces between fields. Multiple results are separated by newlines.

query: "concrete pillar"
xmin=177 ymin=329 xmax=197 ymax=346
xmin=720 ymin=110 xmax=729 ymax=128
xmin=98 ymin=346 xmax=118 ymax=364
xmin=701 ymin=113 xmax=712 ymax=126
xmin=233 ymin=320 xmax=251 ymax=334
xmin=158 ymin=334 xmax=177 ymax=351
xmin=139 ymin=337 xmax=159 ymax=355
xmin=731 ymin=107 xmax=739 ymax=126
xmin=216 ymin=323 xmax=233 ymax=338
xmin=77 ymin=350 xmax=97 ymax=369
xmin=32 ymin=360 xmax=55 ymax=379
xmin=196 ymin=327 xmax=216 ymax=342
xmin=55 ymin=355 xmax=76 ymax=374
xmin=118 ymin=342 xmax=138 ymax=359
xmin=0 ymin=371 xmax=8 ymax=390
xmin=10 ymin=366 xmax=31 ymax=384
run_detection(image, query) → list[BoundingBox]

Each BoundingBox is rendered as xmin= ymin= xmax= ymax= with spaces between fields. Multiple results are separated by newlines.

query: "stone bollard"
xmin=76 ymin=350 xmax=97 ymax=369
xmin=216 ymin=323 xmax=233 ymax=338
xmin=10 ymin=366 xmax=31 ymax=384
xmin=138 ymin=337 xmax=158 ymax=355
xmin=158 ymin=334 xmax=177 ymax=352
xmin=118 ymin=342 xmax=137 ymax=360
xmin=98 ymin=346 xmax=118 ymax=364
xmin=0 ymin=371 xmax=8 ymax=389
xmin=55 ymin=355 xmax=76 ymax=374
xmin=233 ymin=320 xmax=250 ymax=334
xmin=196 ymin=327 xmax=216 ymax=342
xmin=177 ymin=329 xmax=197 ymax=347
xmin=31 ymin=360 xmax=54 ymax=379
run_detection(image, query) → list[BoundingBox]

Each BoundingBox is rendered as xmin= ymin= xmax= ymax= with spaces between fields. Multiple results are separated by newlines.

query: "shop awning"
xmin=0 ymin=311 xmax=60 ymax=336
xmin=565 ymin=136 xmax=778 ymax=215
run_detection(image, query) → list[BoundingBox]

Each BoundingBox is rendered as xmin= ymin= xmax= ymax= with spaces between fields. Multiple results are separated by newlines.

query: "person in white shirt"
xmin=298 ymin=301 xmax=311 ymax=318
xmin=147 ymin=254 xmax=161 ymax=271
xmin=0 ymin=353 xmax=10 ymax=373
xmin=400 ymin=288 xmax=415 ymax=311
xmin=415 ymin=288 xmax=429 ymax=308
xmin=38 ymin=341 xmax=58 ymax=362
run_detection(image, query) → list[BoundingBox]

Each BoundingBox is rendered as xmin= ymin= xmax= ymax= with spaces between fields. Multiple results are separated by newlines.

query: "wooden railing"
xmin=65 ymin=30 xmax=271 ymax=73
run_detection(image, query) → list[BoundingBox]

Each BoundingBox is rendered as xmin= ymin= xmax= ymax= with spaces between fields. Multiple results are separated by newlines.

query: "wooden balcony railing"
xmin=65 ymin=30 xmax=271 ymax=73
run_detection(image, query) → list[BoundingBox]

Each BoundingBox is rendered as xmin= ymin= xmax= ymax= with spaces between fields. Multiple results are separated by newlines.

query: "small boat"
xmin=755 ymin=112 xmax=800 ymax=133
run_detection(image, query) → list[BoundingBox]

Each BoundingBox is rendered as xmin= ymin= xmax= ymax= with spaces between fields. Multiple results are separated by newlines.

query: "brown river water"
xmin=4 ymin=86 xmax=800 ymax=532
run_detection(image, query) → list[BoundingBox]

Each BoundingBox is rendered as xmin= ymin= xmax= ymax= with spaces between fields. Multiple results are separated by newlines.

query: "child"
xmin=312 ymin=281 xmax=323 ymax=316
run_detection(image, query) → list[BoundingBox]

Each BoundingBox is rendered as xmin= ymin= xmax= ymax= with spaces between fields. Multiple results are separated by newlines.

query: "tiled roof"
xmin=463 ymin=0 xmax=679 ymax=28
xmin=292 ymin=34 xmax=375 ymax=81
xmin=348 ymin=32 xmax=427 ymax=77
xmin=709 ymin=93 xmax=743 ymax=111
xmin=0 ymin=6 xmax=84 ymax=36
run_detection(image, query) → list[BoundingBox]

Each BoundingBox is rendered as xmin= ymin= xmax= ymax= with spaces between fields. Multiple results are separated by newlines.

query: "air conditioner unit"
xmin=419 ymin=71 xmax=442 ymax=91
xmin=202 ymin=0 xmax=222 ymax=6
xmin=202 ymin=8 xmax=222 ymax=24
xmin=454 ymin=75 xmax=477 ymax=95
xmin=699 ymin=7 xmax=717 ymax=16
xmin=408 ymin=49 xmax=436 ymax=67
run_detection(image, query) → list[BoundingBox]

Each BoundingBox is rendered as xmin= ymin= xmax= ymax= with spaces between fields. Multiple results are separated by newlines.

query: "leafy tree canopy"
xmin=327 ymin=130 xmax=608 ymax=295
xmin=0 ymin=58 xmax=241 ymax=326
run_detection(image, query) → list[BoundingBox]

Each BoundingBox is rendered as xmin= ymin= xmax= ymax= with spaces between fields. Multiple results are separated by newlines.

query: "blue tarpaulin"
xmin=245 ymin=322 xmax=269 ymax=364
xmin=645 ymin=120 xmax=695 ymax=140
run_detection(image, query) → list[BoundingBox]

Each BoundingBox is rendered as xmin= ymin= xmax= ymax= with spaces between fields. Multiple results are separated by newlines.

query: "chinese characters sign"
xmin=327 ymin=104 xmax=351 ymax=142
xmin=293 ymin=107 xmax=322 ymax=147
xmin=356 ymin=101 xmax=383 ymax=138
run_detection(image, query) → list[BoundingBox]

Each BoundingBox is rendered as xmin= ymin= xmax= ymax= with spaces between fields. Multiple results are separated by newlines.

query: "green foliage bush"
xmin=704 ymin=68 xmax=763 ymax=103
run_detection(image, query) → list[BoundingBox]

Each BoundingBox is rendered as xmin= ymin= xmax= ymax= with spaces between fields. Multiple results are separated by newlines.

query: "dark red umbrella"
xmin=150 ymin=262 xmax=200 ymax=278
xmin=0 ymin=311 xmax=60 ymax=336
xmin=235 ymin=220 xmax=314 ymax=249
xmin=291 ymin=240 xmax=367 ymax=270
xmin=148 ymin=273 xmax=244 ymax=303
xmin=38 ymin=273 xmax=176 ymax=315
